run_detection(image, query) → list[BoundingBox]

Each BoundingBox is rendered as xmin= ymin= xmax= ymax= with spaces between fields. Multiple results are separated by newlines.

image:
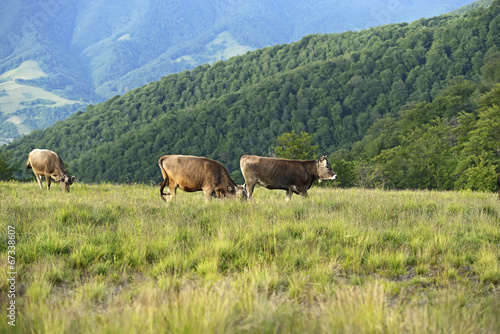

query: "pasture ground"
xmin=0 ymin=181 xmax=499 ymax=333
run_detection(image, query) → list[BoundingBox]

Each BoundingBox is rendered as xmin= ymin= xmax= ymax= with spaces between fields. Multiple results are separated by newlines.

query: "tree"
xmin=273 ymin=131 xmax=318 ymax=160
xmin=0 ymin=151 xmax=16 ymax=181
xmin=456 ymin=156 xmax=498 ymax=191
xmin=330 ymin=158 xmax=356 ymax=188
xmin=481 ymin=49 xmax=500 ymax=83
xmin=373 ymin=122 xmax=456 ymax=190
xmin=455 ymin=86 xmax=500 ymax=190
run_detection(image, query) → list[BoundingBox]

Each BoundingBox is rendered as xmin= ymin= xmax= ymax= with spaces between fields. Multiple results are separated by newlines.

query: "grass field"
xmin=1 ymin=181 xmax=499 ymax=333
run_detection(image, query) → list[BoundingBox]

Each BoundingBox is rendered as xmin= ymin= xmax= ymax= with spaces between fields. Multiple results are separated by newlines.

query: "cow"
xmin=158 ymin=155 xmax=246 ymax=203
xmin=26 ymin=149 xmax=76 ymax=192
xmin=240 ymin=155 xmax=337 ymax=200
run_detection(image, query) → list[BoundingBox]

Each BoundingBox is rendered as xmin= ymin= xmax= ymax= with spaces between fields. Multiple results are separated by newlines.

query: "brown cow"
xmin=158 ymin=155 xmax=246 ymax=202
xmin=26 ymin=149 xmax=76 ymax=192
xmin=240 ymin=155 xmax=337 ymax=200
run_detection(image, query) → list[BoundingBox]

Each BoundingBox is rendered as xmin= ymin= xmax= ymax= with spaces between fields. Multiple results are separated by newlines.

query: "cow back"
xmin=160 ymin=155 xmax=237 ymax=190
xmin=29 ymin=149 xmax=66 ymax=176
xmin=240 ymin=155 xmax=316 ymax=189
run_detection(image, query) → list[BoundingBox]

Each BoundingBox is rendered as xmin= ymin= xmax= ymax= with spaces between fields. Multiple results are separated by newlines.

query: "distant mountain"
xmin=449 ymin=0 xmax=493 ymax=14
xmin=0 ymin=0 xmax=479 ymax=141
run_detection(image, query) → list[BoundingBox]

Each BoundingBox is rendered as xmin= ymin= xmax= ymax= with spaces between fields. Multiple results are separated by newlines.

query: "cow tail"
xmin=158 ymin=157 xmax=169 ymax=202
xmin=26 ymin=158 xmax=32 ymax=169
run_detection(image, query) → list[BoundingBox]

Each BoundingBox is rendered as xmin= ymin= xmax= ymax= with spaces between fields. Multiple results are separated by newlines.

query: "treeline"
xmin=335 ymin=80 xmax=500 ymax=191
xmin=0 ymin=103 xmax=88 ymax=139
xmin=0 ymin=113 xmax=17 ymax=140
xmin=3 ymin=1 xmax=500 ymax=189
xmin=450 ymin=0 xmax=493 ymax=15
xmin=16 ymin=103 xmax=88 ymax=131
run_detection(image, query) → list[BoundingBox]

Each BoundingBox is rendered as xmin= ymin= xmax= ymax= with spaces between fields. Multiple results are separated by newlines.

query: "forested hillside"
xmin=4 ymin=1 xmax=500 ymax=190
xmin=450 ymin=0 xmax=494 ymax=14
xmin=0 ymin=0 xmax=480 ymax=140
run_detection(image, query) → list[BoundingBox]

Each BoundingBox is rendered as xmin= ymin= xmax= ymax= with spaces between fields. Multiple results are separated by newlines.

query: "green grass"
xmin=1 ymin=181 xmax=499 ymax=333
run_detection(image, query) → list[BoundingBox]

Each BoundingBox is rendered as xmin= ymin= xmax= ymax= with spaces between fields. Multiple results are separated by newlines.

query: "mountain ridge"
xmin=0 ymin=0 xmax=482 ymax=140
xmin=4 ymin=1 xmax=499 ymax=188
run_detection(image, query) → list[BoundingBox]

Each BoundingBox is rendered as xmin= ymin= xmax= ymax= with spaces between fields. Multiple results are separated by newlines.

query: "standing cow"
xmin=240 ymin=155 xmax=337 ymax=200
xmin=158 ymin=155 xmax=246 ymax=203
xmin=26 ymin=149 xmax=76 ymax=192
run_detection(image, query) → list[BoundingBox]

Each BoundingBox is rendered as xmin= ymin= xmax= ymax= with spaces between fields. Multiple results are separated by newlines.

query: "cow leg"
xmin=46 ymin=174 xmax=51 ymax=190
xmin=285 ymin=189 xmax=293 ymax=201
xmin=203 ymin=189 xmax=213 ymax=203
xmin=34 ymin=173 xmax=44 ymax=189
xmin=300 ymin=190 xmax=309 ymax=199
xmin=166 ymin=184 xmax=177 ymax=202
xmin=245 ymin=182 xmax=256 ymax=200
xmin=213 ymin=188 xmax=224 ymax=198
xmin=159 ymin=178 xmax=169 ymax=201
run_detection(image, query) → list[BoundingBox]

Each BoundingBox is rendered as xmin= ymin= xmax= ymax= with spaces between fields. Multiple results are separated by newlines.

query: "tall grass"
xmin=1 ymin=181 xmax=499 ymax=333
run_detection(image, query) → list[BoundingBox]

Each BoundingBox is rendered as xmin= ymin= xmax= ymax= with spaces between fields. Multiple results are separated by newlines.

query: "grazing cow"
xmin=240 ymin=155 xmax=337 ymax=200
xmin=158 ymin=155 xmax=246 ymax=202
xmin=26 ymin=149 xmax=76 ymax=192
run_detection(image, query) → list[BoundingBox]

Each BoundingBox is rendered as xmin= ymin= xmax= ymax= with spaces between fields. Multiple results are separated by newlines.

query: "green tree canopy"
xmin=0 ymin=151 xmax=16 ymax=181
xmin=273 ymin=131 xmax=318 ymax=160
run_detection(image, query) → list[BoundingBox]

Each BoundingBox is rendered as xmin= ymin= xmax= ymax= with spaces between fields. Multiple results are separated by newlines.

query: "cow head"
xmin=235 ymin=185 xmax=247 ymax=200
xmin=227 ymin=185 xmax=248 ymax=200
xmin=317 ymin=156 xmax=337 ymax=181
xmin=60 ymin=174 xmax=76 ymax=192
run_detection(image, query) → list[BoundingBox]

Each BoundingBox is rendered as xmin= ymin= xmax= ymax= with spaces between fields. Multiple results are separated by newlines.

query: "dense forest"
xmin=2 ymin=1 xmax=500 ymax=191
xmin=2 ymin=0 xmax=477 ymax=139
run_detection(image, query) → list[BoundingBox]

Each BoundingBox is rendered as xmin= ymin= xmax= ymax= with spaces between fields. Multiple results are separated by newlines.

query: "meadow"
xmin=0 ymin=181 xmax=499 ymax=333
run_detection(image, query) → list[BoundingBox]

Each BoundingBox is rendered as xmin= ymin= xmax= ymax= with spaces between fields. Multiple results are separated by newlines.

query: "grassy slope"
xmin=0 ymin=61 xmax=81 ymax=113
xmin=0 ymin=182 xmax=499 ymax=333
xmin=0 ymin=61 xmax=82 ymax=138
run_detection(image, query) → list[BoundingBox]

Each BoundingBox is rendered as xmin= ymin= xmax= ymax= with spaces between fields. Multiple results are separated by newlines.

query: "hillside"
xmin=3 ymin=1 xmax=500 ymax=189
xmin=0 ymin=60 xmax=85 ymax=144
xmin=0 ymin=0 xmax=478 ymax=140
xmin=450 ymin=0 xmax=494 ymax=14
